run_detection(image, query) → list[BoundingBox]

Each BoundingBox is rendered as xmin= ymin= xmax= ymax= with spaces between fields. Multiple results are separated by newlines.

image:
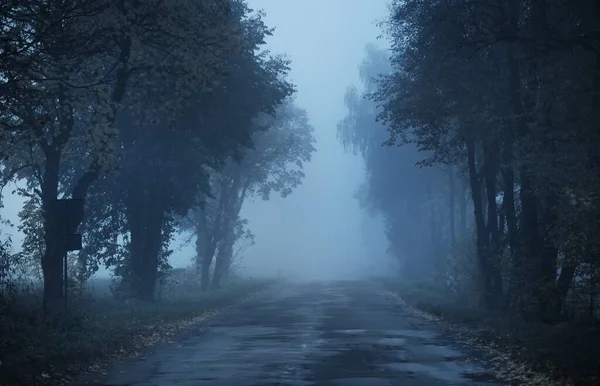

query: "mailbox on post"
xmin=66 ymin=233 xmax=83 ymax=251
xmin=56 ymin=198 xmax=84 ymax=251
xmin=55 ymin=198 xmax=85 ymax=331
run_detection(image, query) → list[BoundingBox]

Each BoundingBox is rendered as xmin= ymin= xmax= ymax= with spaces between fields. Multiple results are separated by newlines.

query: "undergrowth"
xmin=0 ymin=277 xmax=272 ymax=386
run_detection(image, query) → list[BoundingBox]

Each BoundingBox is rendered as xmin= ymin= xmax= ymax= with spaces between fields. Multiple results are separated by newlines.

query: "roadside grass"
xmin=0 ymin=277 xmax=274 ymax=386
xmin=380 ymin=278 xmax=600 ymax=386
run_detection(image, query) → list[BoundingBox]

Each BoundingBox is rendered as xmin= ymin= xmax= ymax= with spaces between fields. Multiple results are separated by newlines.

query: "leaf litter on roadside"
xmin=379 ymin=289 xmax=571 ymax=386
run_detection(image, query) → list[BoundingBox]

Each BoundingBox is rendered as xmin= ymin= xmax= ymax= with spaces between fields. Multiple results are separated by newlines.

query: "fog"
xmin=240 ymin=0 xmax=393 ymax=280
xmin=3 ymin=1 xmax=600 ymax=383
xmin=0 ymin=0 xmax=396 ymax=281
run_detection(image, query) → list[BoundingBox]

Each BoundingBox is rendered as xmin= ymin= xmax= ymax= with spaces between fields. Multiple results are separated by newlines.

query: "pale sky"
xmin=0 ymin=0 xmax=395 ymax=280
xmin=239 ymin=0 xmax=391 ymax=279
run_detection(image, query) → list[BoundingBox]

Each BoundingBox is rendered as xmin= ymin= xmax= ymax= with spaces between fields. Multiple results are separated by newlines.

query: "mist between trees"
xmin=0 ymin=0 xmax=316 ymax=313
xmin=338 ymin=0 xmax=600 ymax=323
xmin=0 ymin=0 xmax=597 ymax=327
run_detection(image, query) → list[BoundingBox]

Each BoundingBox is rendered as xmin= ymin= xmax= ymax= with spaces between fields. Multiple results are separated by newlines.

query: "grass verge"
xmin=0 ymin=277 xmax=274 ymax=386
xmin=380 ymin=278 xmax=600 ymax=386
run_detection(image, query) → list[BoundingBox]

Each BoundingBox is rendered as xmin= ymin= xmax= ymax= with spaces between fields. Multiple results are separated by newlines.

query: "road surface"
xmin=79 ymin=281 xmax=504 ymax=385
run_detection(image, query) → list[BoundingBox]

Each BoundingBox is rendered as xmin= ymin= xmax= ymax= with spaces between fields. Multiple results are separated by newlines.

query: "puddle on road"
xmin=330 ymin=377 xmax=394 ymax=385
xmin=376 ymin=337 xmax=407 ymax=346
xmin=323 ymin=327 xmax=501 ymax=384
xmin=383 ymin=329 xmax=437 ymax=339
xmin=382 ymin=361 xmax=490 ymax=384
xmin=334 ymin=329 xmax=368 ymax=334
xmin=211 ymin=325 xmax=280 ymax=337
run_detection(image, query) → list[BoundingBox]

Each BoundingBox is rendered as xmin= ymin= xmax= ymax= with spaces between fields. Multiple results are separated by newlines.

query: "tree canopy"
xmin=0 ymin=0 xmax=315 ymax=306
xmin=339 ymin=0 xmax=600 ymax=322
xmin=338 ymin=0 xmax=599 ymax=320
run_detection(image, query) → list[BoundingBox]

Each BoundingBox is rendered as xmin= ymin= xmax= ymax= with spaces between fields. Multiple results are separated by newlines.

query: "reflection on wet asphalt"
xmin=79 ymin=281 xmax=504 ymax=385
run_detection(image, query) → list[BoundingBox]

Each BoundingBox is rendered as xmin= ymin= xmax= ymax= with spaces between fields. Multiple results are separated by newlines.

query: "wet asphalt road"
xmin=79 ymin=281 xmax=504 ymax=386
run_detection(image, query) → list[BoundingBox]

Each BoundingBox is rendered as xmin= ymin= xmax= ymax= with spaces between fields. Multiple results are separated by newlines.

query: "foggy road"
xmin=79 ymin=281 xmax=503 ymax=386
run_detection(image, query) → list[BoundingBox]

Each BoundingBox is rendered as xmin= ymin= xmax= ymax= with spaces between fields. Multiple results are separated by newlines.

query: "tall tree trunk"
xmin=125 ymin=181 xmax=167 ymax=300
xmin=449 ymin=166 xmax=456 ymax=253
xmin=547 ymin=254 xmax=576 ymax=320
xmin=538 ymin=192 xmax=560 ymax=320
xmin=505 ymin=7 xmax=542 ymax=316
xmin=203 ymin=167 xmax=244 ymax=290
xmin=40 ymin=86 xmax=77 ymax=315
xmin=501 ymin=119 xmax=519 ymax=308
xmin=212 ymin=228 xmax=235 ymax=289
xmin=467 ymin=138 xmax=496 ymax=308
xmin=194 ymin=207 xmax=208 ymax=274
xmin=459 ymin=178 xmax=468 ymax=238
xmin=41 ymin=149 xmax=64 ymax=316
xmin=483 ymin=142 xmax=504 ymax=305
xmin=129 ymin=207 xmax=165 ymax=301
xmin=212 ymin=180 xmax=249 ymax=288
xmin=37 ymin=39 xmax=131 ymax=312
xmin=192 ymin=206 xmax=213 ymax=291
xmin=200 ymin=238 xmax=215 ymax=292
xmin=142 ymin=205 xmax=165 ymax=300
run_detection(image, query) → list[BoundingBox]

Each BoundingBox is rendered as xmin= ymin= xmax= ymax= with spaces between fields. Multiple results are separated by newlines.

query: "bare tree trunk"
xmin=548 ymin=255 xmax=576 ymax=320
xmin=212 ymin=178 xmax=249 ymax=288
xmin=459 ymin=178 xmax=468 ymax=238
xmin=194 ymin=208 xmax=208 ymax=275
xmin=125 ymin=179 xmax=167 ymax=301
xmin=449 ymin=165 xmax=456 ymax=253
xmin=212 ymin=228 xmax=235 ymax=289
xmin=467 ymin=138 xmax=498 ymax=309
xmin=41 ymin=150 xmax=64 ymax=316
xmin=483 ymin=142 xmax=504 ymax=305
xmin=200 ymin=256 xmax=212 ymax=291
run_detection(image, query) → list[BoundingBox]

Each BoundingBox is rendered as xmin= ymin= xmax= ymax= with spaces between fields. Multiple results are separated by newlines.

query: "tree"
xmin=0 ymin=0 xmax=257 ymax=310
xmin=109 ymin=5 xmax=297 ymax=299
xmin=339 ymin=44 xmax=460 ymax=284
xmin=356 ymin=0 xmax=600 ymax=320
xmin=185 ymin=99 xmax=315 ymax=290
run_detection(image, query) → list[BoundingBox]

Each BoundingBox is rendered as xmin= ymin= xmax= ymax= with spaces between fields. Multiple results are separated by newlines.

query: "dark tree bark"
xmin=467 ymin=138 xmax=499 ymax=309
xmin=212 ymin=228 xmax=235 ymax=289
xmin=449 ymin=165 xmax=456 ymax=253
xmin=503 ymin=4 xmax=544 ymax=316
xmin=194 ymin=207 xmax=208 ymax=275
xmin=483 ymin=142 xmax=504 ymax=304
xmin=211 ymin=177 xmax=248 ymax=288
xmin=459 ymin=178 xmax=468 ymax=238
xmin=40 ymin=85 xmax=75 ymax=315
xmin=200 ymin=182 xmax=230 ymax=291
xmin=41 ymin=148 xmax=64 ymax=316
xmin=547 ymin=255 xmax=576 ymax=320
xmin=500 ymin=113 xmax=520 ymax=309
xmin=200 ymin=242 xmax=214 ymax=291
xmin=125 ymin=178 xmax=168 ymax=300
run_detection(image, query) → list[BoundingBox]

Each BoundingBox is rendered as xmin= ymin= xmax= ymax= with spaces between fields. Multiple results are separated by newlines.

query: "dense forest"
xmin=339 ymin=0 xmax=600 ymax=322
xmin=0 ymin=0 xmax=314 ymax=311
